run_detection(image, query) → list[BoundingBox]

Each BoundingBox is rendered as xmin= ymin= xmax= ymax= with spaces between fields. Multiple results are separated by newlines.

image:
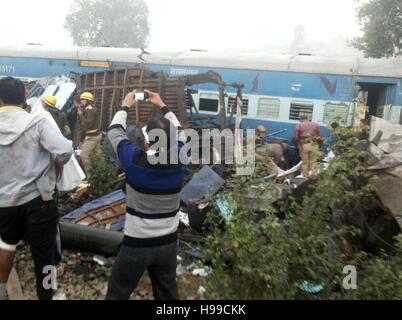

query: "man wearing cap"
xmin=76 ymin=92 xmax=101 ymax=169
xmin=256 ymin=125 xmax=267 ymax=146
xmin=294 ymin=115 xmax=323 ymax=178
xmin=42 ymin=96 xmax=71 ymax=139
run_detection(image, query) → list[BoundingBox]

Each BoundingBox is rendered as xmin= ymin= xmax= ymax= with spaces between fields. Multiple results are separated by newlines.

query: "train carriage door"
xmin=354 ymin=90 xmax=368 ymax=127
xmin=357 ymin=83 xmax=390 ymax=120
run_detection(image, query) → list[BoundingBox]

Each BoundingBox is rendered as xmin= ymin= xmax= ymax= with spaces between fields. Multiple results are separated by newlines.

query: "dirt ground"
xmin=14 ymin=244 xmax=207 ymax=300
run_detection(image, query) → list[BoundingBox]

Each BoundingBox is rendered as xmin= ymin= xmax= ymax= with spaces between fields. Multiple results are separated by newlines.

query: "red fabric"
xmin=294 ymin=121 xmax=322 ymax=146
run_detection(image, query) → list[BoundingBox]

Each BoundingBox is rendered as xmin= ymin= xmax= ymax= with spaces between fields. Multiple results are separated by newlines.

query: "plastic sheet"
xmin=181 ymin=166 xmax=225 ymax=206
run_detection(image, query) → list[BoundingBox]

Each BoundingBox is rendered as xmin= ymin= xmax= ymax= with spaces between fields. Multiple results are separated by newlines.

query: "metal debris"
xmin=367 ymin=117 xmax=402 ymax=230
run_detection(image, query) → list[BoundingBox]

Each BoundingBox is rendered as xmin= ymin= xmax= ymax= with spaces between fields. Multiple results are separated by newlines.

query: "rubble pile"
xmin=14 ymin=245 xmax=207 ymax=300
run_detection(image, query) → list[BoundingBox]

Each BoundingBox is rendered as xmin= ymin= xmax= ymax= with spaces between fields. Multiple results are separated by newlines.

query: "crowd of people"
xmin=0 ymin=77 xmax=187 ymax=300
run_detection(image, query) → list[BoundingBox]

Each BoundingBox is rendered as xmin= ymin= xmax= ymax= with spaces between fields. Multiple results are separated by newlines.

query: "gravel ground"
xmin=14 ymin=244 xmax=207 ymax=300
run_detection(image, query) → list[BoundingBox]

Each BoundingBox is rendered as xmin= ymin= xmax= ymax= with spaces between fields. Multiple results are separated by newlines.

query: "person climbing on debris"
xmin=106 ymin=90 xmax=187 ymax=300
xmin=294 ymin=114 xmax=323 ymax=178
xmin=255 ymin=125 xmax=289 ymax=169
xmin=0 ymin=77 xmax=73 ymax=300
xmin=42 ymin=96 xmax=72 ymax=139
xmin=256 ymin=142 xmax=289 ymax=169
xmin=76 ymin=92 xmax=101 ymax=170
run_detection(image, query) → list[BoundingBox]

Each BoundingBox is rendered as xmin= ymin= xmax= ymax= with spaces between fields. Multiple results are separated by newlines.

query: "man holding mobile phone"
xmin=106 ymin=90 xmax=187 ymax=300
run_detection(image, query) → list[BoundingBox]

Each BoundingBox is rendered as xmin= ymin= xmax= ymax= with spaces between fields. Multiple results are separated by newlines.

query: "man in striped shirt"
xmin=106 ymin=90 xmax=187 ymax=300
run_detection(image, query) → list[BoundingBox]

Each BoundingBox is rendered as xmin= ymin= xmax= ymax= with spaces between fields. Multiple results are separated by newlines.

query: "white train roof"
xmin=1 ymin=44 xmax=402 ymax=78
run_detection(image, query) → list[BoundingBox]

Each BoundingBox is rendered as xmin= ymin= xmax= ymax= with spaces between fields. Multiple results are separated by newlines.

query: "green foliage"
xmin=343 ymin=238 xmax=402 ymax=300
xmin=87 ymin=151 xmax=117 ymax=200
xmin=65 ymin=0 xmax=150 ymax=48
xmin=204 ymin=127 xmax=402 ymax=300
xmin=352 ymin=0 xmax=402 ymax=58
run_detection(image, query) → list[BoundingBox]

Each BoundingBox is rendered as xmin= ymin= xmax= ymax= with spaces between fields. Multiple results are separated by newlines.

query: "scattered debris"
xmin=52 ymin=292 xmax=67 ymax=301
xmin=76 ymin=66 xmax=243 ymax=133
xmin=367 ymin=117 xmax=402 ymax=229
xmin=62 ymin=190 xmax=126 ymax=231
xmin=187 ymin=201 xmax=212 ymax=233
xmin=192 ymin=268 xmax=211 ymax=278
xmin=197 ymin=286 xmax=207 ymax=296
xmin=216 ymin=198 xmax=234 ymax=221
xmin=179 ymin=211 xmax=190 ymax=228
xmin=298 ymin=281 xmax=324 ymax=294
xmin=181 ymin=166 xmax=225 ymax=206
xmin=27 ymin=75 xmax=77 ymax=115
xmin=71 ymin=181 xmax=90 ymax=202
xmin=186 ymin=249 xmax=206 ymax=262
xmin=176 ymin=265 xmax=187 ymax=276
xmin=237 ymin=182 xmax=285 ymax=212
xmin=93 ymin=255 xmax=108 ymax=267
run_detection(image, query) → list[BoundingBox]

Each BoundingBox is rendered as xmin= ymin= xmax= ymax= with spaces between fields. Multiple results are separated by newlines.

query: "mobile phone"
xmin=135 ymin=91 xmax=149 ymax=102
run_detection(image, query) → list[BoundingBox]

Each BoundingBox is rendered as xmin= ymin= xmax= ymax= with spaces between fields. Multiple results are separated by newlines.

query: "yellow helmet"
xmin=80 ymin=92 xmax=95 ymax=102
xmin=42 ymin=96 xmax=57 ymax=108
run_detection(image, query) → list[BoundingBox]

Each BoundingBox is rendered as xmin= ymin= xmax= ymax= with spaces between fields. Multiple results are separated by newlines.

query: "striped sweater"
xmin=107 ymin=106 xmax=187 ymax=248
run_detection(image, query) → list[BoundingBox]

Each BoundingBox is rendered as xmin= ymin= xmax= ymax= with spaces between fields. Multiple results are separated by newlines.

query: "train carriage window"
xmin=323 ymin=103 xmax=350 ymax=126
xmin=289 ymin=101 xmax=314 ymax=121
xmin=257 ymin=98 xmax=280 ymax=119
xmin=228 ymin=96 xmax=249 ymax=116
xmin=199 ymin=93 xmax=219 ymax=113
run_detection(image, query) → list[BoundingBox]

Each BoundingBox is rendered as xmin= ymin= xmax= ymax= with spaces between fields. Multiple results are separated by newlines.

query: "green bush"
xmin=342 ymin=237 xmax=402 ymax=300
xmin=87 ymin=151 xmax=118 ymax=200
xmin=204 ymin=127 xmax=402 ymax=300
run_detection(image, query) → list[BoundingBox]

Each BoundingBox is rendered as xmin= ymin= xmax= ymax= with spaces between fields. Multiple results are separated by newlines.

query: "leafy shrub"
xmin=204 ymin=126 xmax=402 ymax=300
xmin=87 ymin=151 xmax=118 ymax=200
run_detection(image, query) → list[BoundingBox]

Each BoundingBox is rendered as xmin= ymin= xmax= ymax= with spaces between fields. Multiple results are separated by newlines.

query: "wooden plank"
xmin=7 ymin=268 xmax=24 ymax=300
xmin=100 ymin=71 xmax=108 ymax=131
xmin=109 ymin=88 xmax=120 ymax=124
xmin=175 ymin=81 xmax=189 ymax=127
xmin=78 ymin=66 xmax=195 ymax=128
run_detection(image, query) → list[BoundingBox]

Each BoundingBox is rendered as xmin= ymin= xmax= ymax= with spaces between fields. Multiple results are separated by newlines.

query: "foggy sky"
xmin=0 ymin=0 xmax=361 ymax=51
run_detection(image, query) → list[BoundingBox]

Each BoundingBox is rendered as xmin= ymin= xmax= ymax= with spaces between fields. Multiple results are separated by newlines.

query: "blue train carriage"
xmin=1 ymin=45 xmax=402 ymax=147
xmin=155 ymin=52 xmax=402 ymax=143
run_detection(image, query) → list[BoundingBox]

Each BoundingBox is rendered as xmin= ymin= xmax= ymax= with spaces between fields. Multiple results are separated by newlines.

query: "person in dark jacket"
xmin=106 ymin=90 xmax=187 ymax=300
xmin=42 ymin=96 xmax=71 ymax=139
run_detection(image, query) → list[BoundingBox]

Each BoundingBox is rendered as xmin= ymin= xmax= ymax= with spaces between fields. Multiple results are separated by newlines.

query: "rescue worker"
xmin=70 ymin=95 xmax=82 ymax=149
xmin=294 ymin=115 xmax=323 ymax=178
xmin=42 ymin=96 xmax=72 ymax=139
xmin=255 ymin=125 xmax=288 ymax=169
xmin=106 ymin=90 xmax=187 ymax=300
xmin=0 ymin=77 xmax=73 ymax=300
xmin=76 ymin=92 xmax=101 ymax=169
xmin=256 ymin=142 xmax=289 ymax=169
xmin=256 ymin=125 xmax=267 ymax=146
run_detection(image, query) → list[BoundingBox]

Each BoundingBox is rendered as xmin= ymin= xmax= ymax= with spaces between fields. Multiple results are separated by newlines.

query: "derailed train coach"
xmin=1 ymin=44 xmax=402 ymax=145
